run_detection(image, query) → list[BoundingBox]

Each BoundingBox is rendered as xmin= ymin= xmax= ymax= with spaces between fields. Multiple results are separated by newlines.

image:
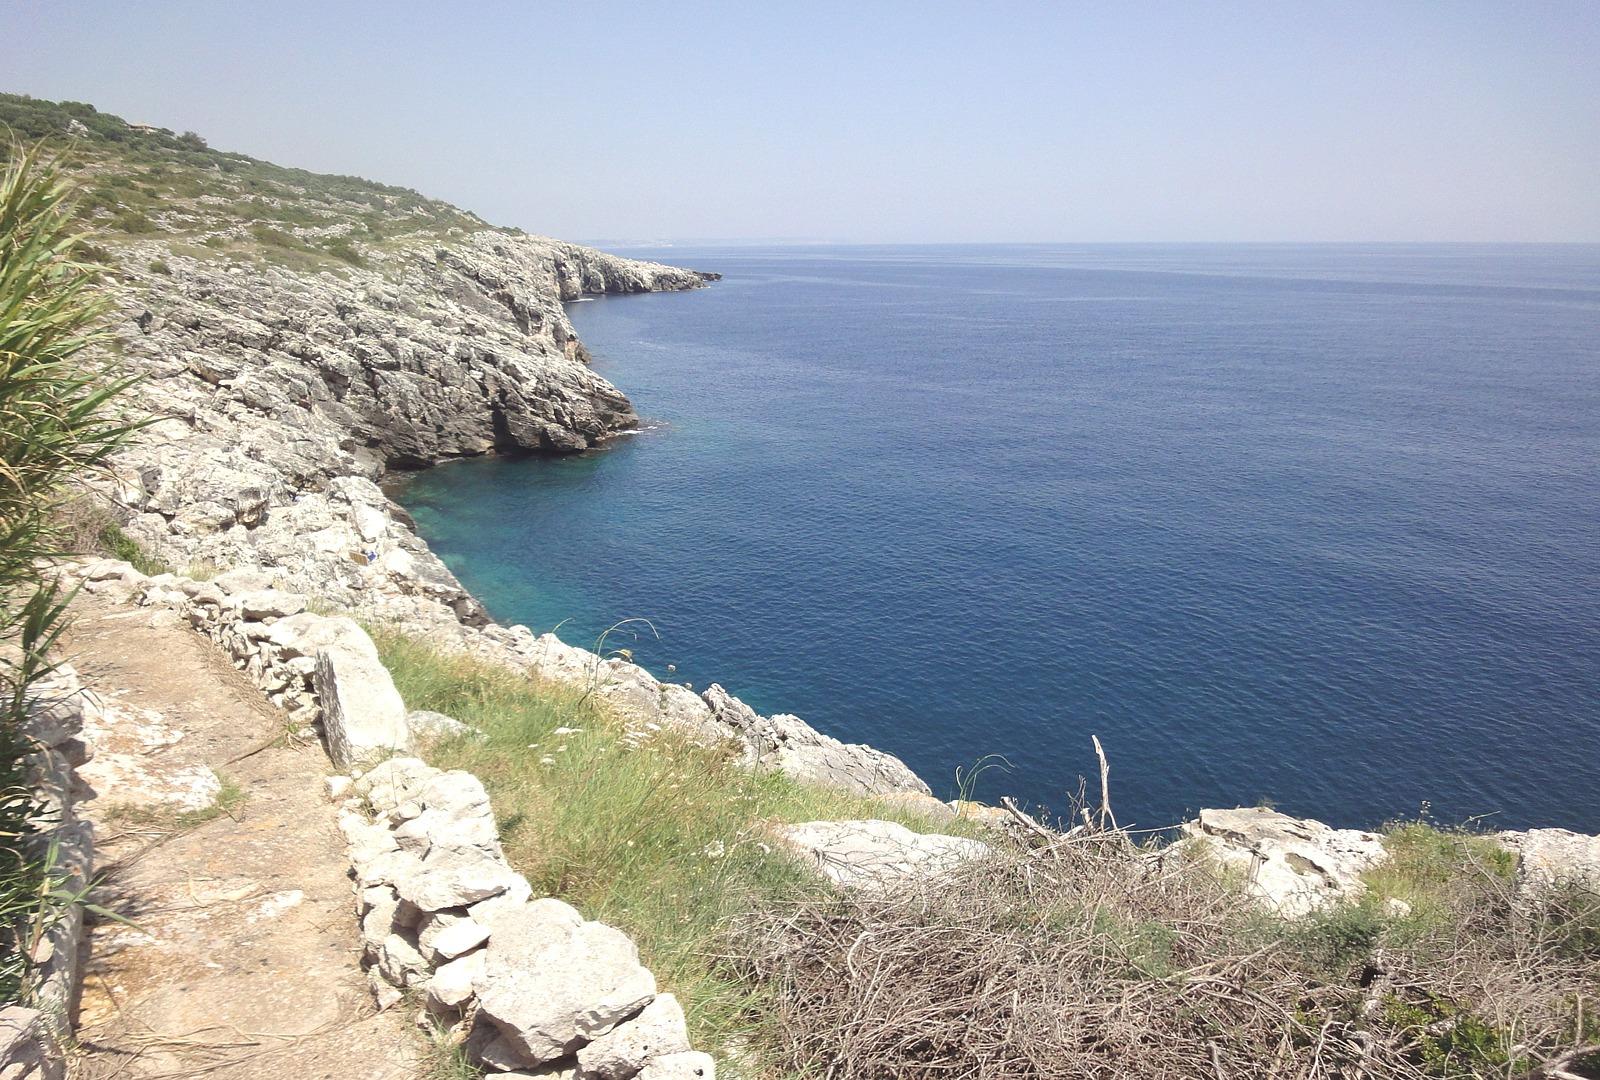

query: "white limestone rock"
xmin=391 ymin=770 xmax=500 ymax=853
xmin=407 ymin=709 xmax=480 ymax=741
xmin=476 ymin=899 xmax=657 ymax=1066
xmin=394 ymin=846 xmax=525 ymax=912
xmin=1181 ymin=807 xmax=1388 ymax=917
xmin=637 ymin=1052 xmax=715 ymax=1080
xmin=775 ymin=820 xmax=991 ymax=892
xmin=310 ymin=618 xmax=410 ymax=769
xmin=431 ymin=917 xmax=490 ymax=960
xmin=425 ymin=948 xmax=486 ymax=1010
xmin=576 ymin=992 xmax=691 ymax=1080
xmin=228 ymin=588 xmax=307 ymax=620
xmin=0 ymin=1004 xmax=64 ymax=1080
xmin=702 ymin=684 xmax=929 ymax=797
xmin=1497 ymin=828 xmax=1600 ymax=903
xmin=339 ymin=810 xmax=400 ymax=868
xmin=378 ymin=931 xmax=429 ymax=987
xmin=353 ymin=757 xmax=439 ymax=814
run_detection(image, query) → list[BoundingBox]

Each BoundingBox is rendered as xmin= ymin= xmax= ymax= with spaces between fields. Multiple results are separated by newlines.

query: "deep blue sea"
xmin=399 ymin=244 xmax=1600 ymax=832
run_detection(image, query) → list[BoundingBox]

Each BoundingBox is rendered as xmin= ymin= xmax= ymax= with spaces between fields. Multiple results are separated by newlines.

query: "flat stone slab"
xmin=775 ymin=819 xmax=991 ymax=892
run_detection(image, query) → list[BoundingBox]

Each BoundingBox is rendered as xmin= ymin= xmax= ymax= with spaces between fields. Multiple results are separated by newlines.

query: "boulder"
xmin=212 ymin=567 xmax=276 ymax=595
xmin=477 ymin=899 xmax=657 ymax=1066
xmin=310 ymin=618 xmax=410 ymax=769
xmin=430 ymin=917 xmax=490 ymax=960
xmin=352 ymin=756 xmax=438 ymax=813
xmin=1497 ymin=828 xmax=1600 ymax=903
xmin=394 ymin=846 xmax=526 ymax=912
xmin=576 ymin=992 xmax=691 ymax=1080
xmin=377 ymin=930 xmax=429 ymax=987
xmin=228 ymin=588 xmax=307 ymax=620
xmin=425 ymin=948 xmax=486 ymax=1010
xmin=775 ymin=820 xmax=991 ymax=892
xmin=407 ymin=709 xmax=479 ymax=741
xmin=1181 ymin=807 xmax=1388 ymax=917
xmin=390 ymin=770 xmax=499 ymax=853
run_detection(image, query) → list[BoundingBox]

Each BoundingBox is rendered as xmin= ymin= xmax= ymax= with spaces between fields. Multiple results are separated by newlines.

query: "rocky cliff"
xmin=7 ymin=94 xmax=922 ymax=797
xmin=106 ymin=231 xmax=708 ymax=624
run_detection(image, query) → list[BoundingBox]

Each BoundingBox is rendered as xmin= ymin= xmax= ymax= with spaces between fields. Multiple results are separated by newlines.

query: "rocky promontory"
xmin=7 ymin=94 xmax=919 ymax=798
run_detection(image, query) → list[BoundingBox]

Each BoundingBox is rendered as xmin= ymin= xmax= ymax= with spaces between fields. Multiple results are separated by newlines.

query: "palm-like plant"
xmin=0 ymin=140 xmax=140 ymax=1004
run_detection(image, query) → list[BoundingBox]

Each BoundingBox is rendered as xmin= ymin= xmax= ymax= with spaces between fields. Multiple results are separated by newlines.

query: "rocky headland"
xmin=5 ymin=94 xmax=1599 ymax=1080
xmin=0 ymin=93 xmax=925 ymax=801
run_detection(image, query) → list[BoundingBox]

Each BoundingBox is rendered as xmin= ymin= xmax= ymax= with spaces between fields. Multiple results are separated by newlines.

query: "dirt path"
xmin=61 ymin=593 xmax=419 ymax=1080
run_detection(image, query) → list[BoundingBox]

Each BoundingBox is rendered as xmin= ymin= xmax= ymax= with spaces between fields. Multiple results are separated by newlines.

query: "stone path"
xmin=62 ymin=593 xmax=417 ymax=1080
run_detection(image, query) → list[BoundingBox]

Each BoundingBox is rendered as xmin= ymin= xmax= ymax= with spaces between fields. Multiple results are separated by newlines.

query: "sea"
xmin=397 ymin=244 xmax=1600 ymax=832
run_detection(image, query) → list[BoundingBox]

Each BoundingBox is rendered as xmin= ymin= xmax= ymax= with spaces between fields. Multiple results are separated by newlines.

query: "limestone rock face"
xmin=1497 ymin=828 xmax=1600 ymax=902
xmin=310 ymin=619 xmax=410 ymax=769
xmin=702 ymin=685 xmax=930 ymax=797
xmin=84 ymin=183 xmax=932 ymax=801
xmin=775 ymin=819 xmax=991 ymax=892
xmin=477 ymin=899 xmax=658 ymax=1066
xmin=102 ymin=230 xmax=709 ymax=624
xmin=1181 ymin=807 xmax=1388 ymax=917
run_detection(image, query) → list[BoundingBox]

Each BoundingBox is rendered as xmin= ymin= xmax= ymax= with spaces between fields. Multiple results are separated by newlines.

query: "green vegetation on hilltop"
xmin=0 ymin=93 xmax=495 ymax=269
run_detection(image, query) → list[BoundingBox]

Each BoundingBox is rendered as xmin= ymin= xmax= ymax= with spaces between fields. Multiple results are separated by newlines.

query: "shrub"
xmin=730 ymin=817 xmax=1600 ymax=1079
xmin=109 ymin=208 xmax=156 ymax=234
xmin=321 ymin=238 xmax=365 ymax=267
xmin=0 ymin=141 xmax=140 ymax=1004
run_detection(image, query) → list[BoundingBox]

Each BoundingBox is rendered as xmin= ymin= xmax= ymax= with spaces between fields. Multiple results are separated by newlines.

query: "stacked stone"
xmin=3 ymin=665 xmax=100 ymax=1079
xmin=73 ymin=559 xmax=411 ymax=770
xmin=336 ymin=758 xmax=715 ymax=1079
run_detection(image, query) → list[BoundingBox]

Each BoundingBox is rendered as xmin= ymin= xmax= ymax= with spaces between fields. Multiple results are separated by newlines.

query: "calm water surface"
xmin=400 ymin=244 xmax=1600 ymax=831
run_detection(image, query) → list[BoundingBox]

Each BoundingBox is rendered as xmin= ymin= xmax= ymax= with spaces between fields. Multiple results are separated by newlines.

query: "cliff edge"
xmin=6 ymin=94 xmax=921 ymax=798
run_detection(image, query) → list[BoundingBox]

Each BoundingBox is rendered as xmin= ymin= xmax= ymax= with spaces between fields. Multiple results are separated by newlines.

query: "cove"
xmin=397 ymin=244 xmax=1600 ymax=832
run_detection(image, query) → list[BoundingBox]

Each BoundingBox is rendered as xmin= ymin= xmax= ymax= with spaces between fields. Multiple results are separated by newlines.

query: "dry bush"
xmin=728 ymin=826 xmax=1600 ymax=1080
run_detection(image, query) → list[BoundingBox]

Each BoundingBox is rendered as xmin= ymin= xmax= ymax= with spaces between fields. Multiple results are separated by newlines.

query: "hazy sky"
xmin=6 ymin=2 xmax=1598 ymax=243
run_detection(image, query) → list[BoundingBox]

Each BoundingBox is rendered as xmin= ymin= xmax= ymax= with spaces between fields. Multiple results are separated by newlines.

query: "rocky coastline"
xmin=92 ymin=218 xmax=929 ymax=801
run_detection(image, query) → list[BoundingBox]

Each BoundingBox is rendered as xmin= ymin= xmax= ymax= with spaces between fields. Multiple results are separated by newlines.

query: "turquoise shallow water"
xmin=399 ymin=244 xmax=1600 ymax=831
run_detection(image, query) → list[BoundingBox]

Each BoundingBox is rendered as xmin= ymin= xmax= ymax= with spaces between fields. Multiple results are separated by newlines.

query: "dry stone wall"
xmin=2 ymin=666 xmax=98 ymax=1080
xmin=64 ymin=557 xmax=716 ymax=1077
xmin=339 ymin=759 xmax=715 ymax=1078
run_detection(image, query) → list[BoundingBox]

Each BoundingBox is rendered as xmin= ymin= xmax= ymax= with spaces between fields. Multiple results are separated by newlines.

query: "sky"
xmin=5 ymin=2 xmax=1598 ymax=244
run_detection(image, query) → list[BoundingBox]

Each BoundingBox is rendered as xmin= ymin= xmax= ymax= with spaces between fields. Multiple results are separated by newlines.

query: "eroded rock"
xmin=1181 ymin=807 xmax=1388 ymax=917
xmin=775 ymin=819 xmax=991 ymax=892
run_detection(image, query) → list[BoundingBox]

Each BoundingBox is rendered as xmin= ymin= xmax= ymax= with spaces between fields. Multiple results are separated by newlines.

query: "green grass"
xmin=373 ymin=631 xmax=974 ymax=1067
xmin=1363 ymin=820 xmax=1517 ymax=929
xmin=97 ymin=521 xmax=172 ymax=577
xmin=1 ymin=92 xmax=490 ymax=276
